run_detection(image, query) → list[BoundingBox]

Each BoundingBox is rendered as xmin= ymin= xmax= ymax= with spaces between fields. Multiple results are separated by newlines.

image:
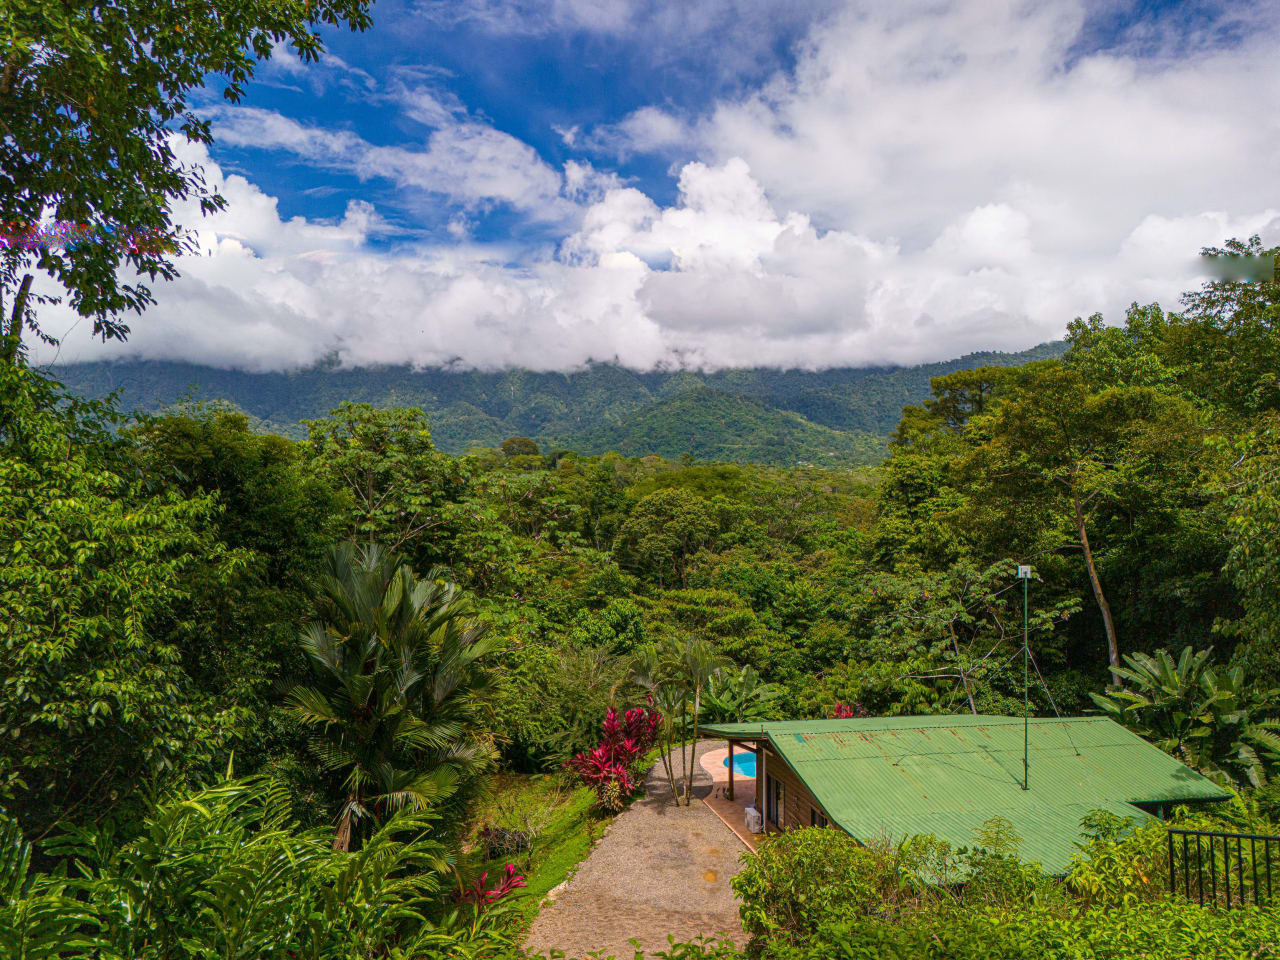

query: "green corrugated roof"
xmin=702 ymin=716 xmax=1230 ymax=874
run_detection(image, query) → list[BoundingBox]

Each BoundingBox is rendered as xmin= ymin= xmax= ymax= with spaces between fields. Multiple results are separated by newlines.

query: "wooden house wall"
xmin=759 ymin=745 xmax=831 ymax=833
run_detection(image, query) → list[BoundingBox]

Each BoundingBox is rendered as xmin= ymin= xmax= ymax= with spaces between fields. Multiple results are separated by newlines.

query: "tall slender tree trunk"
xmin=685 ymin=688 xmax=701 ymax=804
xmin=1 ymin=273 xmax=33 ymax=364
xmin=659 ymin=720 xmax=678 ymax=804
xmin=662 ymin=738 xmax=677 ymax=803
xmin=1072 ymin=487 xmax=1119 ymax=683
xmin=678 ymin=698 xmax=689 ymax=805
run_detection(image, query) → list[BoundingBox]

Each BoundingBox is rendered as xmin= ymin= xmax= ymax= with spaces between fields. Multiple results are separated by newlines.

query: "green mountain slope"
xmin=48 ymin=341 xmax=1064 ymax=465
xmin=568 ymin=387 xmax=886 ymax=465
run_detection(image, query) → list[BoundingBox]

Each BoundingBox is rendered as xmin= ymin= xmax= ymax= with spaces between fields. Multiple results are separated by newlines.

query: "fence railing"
xmin=1167 ymin=827 xmax=1279 ymax=909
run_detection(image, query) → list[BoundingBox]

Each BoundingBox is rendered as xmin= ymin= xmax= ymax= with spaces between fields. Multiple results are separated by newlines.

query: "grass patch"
xmin=514 ymin=788 xmax=601 ymax=922
xmin=470 ymin=772 xmax=607 ymax=927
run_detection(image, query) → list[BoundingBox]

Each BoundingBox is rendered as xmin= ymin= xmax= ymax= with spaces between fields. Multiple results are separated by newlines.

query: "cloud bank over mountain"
xmin=35 ymin=0 xmax=1280 ymax=372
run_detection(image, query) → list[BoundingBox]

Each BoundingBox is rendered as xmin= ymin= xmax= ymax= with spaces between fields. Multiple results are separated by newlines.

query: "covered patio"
xmin=697 ymin=740 xmax=760 ymax=851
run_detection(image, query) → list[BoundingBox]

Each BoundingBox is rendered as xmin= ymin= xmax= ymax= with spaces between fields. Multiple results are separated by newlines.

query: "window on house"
xmin=766 ymin=774 xmax=783 ymax=827
xmin=810 ymin=808 xmax=828 ymax=828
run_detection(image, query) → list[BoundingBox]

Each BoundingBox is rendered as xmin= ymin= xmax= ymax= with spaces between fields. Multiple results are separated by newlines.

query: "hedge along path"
xmin=523 ymin=740 xmax=748 ymax=958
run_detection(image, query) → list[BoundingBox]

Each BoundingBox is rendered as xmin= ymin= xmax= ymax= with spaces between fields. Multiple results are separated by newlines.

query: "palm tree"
xmin=289 ymin=542 xmax=501 ymax=850
xmin=631 ymin=644 xmax=684 ymax=802
xmin=674 ymin=636 xmax=727 ymax=806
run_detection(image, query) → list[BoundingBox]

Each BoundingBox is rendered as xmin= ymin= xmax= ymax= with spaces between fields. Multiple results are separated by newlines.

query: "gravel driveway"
xmin=523 ymin=740 xmax=748 ymax=959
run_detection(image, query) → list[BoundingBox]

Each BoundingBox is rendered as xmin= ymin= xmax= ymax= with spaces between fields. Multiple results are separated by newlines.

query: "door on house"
xmin=765 ymin=773 xmax=783 ymax=827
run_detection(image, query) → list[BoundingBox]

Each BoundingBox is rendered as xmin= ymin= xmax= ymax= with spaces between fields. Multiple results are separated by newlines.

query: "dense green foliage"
xmin=868 ymin=238 xmax=1280 ymax=720
xmin=1091 ymin=647 xmax=1280 ymax=789
xmin=14 ymin=0 xmax=1279 ymax=954
xmin=727 ymin=823 xmax=1279 ymax=960
xmin=51 ymin=343 xmax=1064 ymax=464
xmin=755 ymin=902 xmax=1280 ymax=960
xmin=0 ymin=778 xmax=524 ymax=960
xmin=573 ymin=387 xmax=885 ymax=466
xmin=0 ymin=365 xmax=236 ymax=838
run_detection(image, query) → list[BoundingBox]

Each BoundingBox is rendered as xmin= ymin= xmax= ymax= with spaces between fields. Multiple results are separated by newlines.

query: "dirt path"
xmin=523 ymin=740 xmax=748 ymax=959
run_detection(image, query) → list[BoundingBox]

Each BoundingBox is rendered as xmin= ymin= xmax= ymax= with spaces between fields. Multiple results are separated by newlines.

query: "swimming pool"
xmin=723 ymin=751 xmax=757 ymax=778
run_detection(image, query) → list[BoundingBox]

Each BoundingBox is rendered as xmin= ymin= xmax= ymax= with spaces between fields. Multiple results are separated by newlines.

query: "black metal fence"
xmin=1168 ymin=827 xmax=1279 ymax=909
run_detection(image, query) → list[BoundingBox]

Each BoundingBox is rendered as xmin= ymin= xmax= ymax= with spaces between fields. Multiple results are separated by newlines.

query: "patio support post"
xmin=728 ymin=741 xmax=735 ymax=801
xmin=761 ymin=744 xmax=768 ymax=829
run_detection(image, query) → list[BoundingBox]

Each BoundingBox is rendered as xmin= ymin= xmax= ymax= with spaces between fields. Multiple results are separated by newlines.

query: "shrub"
xmin=732 ymin=820 xmax=1068 ymax=946
xmin=478 ymin=824 xmax=532 ymax=860
xmin=761 ymin=902 xmax=1280 ymax=960
xmin=829 ymin=701 xmax=869 ymax=719
xmin=565 ymin=706 xmax=660 ymax=811
xmin=961 ymin=817 xmax=1063 ymax=910
xmin=731 ymin=827 xmax=947 ymax=945
xmin=458 ymin=863 xmax=527 ymax=908
xmin=1065 ymin=811 xmax=1168 ymax=907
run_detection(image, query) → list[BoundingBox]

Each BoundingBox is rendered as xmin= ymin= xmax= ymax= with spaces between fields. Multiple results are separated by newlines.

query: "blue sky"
xmin=214 ymin=0 xmax=829 ymax=238
xmin=44 ymin=0 xmax=1280 ymax=372
xmin=216 ymin=0 xmax=1240 ymax=242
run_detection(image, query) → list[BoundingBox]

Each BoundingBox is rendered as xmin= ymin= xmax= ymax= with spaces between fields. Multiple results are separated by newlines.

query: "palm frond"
xmin=288 ymin=685 xmax=345 ymax=725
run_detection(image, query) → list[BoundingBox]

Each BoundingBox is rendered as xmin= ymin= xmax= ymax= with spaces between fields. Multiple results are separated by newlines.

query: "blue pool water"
xmin=723 ymin=752 xmax=757 ymax=778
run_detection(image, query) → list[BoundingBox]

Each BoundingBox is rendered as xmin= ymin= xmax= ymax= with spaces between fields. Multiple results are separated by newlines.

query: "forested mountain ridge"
xmin=49 ymin=341 xmax=1065 ymax=464
xmin=570 ymin=386 xmax=886 ymax=465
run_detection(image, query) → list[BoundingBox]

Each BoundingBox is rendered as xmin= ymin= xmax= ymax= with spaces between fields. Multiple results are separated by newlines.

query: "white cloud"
xmin=33 ymin=0 xmax=1280 ymax=373
xmin=35 ymin=141 xmax=663 ymax=371
xmin=208 ymin=105 xmax=573 ymax=223
xmin=42 ymin=143 xmax=1275 ymax=374
xmin=260 ymin=42 xmax=378 ymax=95
xmin=697 ymin=0 xmax=1280 ymax=250
xmin=582 ymin=106 xmax=689 ymax=160
xmin=397 ymin=85 xmax=469 ymax=128
xmin=561 ymin=160 xmax=624 ymax=203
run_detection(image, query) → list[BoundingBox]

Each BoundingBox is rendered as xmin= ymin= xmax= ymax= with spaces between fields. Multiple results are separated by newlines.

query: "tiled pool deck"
xmin=698 ymin=746 xmax=760 ymax=852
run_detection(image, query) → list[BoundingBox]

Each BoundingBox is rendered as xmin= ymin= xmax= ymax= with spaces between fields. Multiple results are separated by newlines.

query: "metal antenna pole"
xmin=1023 ymin=575 xmax=1029 ymax=791
xmin=1017 ymin=565 xmax=1031 ymax=791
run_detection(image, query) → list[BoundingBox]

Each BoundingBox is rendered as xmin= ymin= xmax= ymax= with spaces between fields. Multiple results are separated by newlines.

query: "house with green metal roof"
xmin=700 ymin=715 xmax=1230 ymax=874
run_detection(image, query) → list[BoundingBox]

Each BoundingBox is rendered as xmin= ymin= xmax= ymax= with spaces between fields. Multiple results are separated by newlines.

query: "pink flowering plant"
xmin=565 ymin=706 xmax=661 ymax=810
xmin=830 ymin=700 xmax=869 ymax=719
xmin=458 ymin=862 xmax=527 ymax=908
xmin=443 ymin=862 xmax=527 ymax=940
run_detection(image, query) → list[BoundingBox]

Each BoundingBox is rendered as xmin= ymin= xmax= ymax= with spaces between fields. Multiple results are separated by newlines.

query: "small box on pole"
xmin=1017 ymin=565 xmax=1032 ymax=579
